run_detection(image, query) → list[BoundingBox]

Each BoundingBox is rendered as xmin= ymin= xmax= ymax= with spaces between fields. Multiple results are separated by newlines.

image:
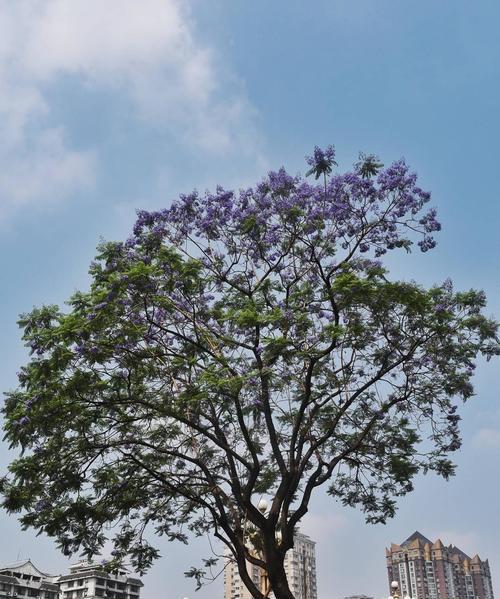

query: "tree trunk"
xmin=265 ymin=548 xmax=296 ymax=599
xmin=236 ymin=556 xmax=265 ymax=599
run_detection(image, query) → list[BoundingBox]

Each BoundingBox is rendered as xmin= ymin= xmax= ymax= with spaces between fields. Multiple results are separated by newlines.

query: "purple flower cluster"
xmin=127 ymin=154 xmax=438 ymax=303
xmin=85 ymin=145 xmax=442 ymax=358
xmin=268 ymin=168 xmax=297 ymax=195
xmin=34 ymin=499 xmax=50 ymax=513
xmin=305 ymin=145 xmax=337 ymax=179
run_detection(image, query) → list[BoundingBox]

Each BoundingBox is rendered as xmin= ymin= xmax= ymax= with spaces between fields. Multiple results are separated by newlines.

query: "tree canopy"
xmin=2 ymin=146 xmax=498 ymax=599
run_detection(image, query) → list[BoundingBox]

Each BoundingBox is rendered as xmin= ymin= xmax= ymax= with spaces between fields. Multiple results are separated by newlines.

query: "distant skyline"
xmin=1 ymin=2 xmax=500 ymax=599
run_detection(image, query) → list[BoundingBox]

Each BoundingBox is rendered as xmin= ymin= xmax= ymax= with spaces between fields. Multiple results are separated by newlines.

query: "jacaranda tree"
xmin=2 ymin=146 xmax=498 ymax=599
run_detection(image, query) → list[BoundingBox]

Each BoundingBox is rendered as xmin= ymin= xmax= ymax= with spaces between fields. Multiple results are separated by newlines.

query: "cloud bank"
xmin=0 ymin=0 xmax=258 ymax=218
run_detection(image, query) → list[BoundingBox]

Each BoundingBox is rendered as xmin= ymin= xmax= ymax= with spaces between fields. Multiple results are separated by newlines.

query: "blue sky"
xmin=1 ymin=2 xmax=499 ymax=599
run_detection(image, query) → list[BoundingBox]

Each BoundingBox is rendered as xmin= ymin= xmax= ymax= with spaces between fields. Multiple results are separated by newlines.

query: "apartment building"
xmin=0 ymin=561 xmax=142 ymax=599
xmin=0 ymin=560 xmax=59 ymax=599
xmin=58 ymin=562 xmax=142 ymax=599
xmin=386 ymin=531 xmax=494 ymax=599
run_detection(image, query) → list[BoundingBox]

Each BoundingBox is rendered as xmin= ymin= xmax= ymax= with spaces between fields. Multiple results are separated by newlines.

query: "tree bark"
xmin=264 ymin=544 xmax=296 ymax=599
xmin=235 ymin=556 xmax=265 ymax=599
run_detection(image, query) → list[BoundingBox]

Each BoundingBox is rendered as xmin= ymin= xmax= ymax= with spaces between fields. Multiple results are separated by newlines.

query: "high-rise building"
xmin=0 ymin=561 xmax=143 ymax=599
xmin=0 ymin=560 xmax=59 ymax=599
xmin=386 ymin=532 xmax=494 ymax=599
xmin=224 ymin=532 xmax=317 ymax=599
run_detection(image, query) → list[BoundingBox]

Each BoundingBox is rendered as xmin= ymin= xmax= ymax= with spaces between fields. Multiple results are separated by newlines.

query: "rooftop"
xmin=401 ymin=531 xmax=433 ymax=547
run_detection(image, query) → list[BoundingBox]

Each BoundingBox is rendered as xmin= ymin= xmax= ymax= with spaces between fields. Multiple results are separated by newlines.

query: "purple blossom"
xmin=305 ymin=145 xmax=337 ymax=179
xmin=268 ymin=168 xmax=296 ymax=194
xmin=34 ymin=499 xmax=50 ymax=512
xmin=418 ymin=236 xmax=437 ymax=252
xmin=130 ymin=314 xmax=144 ymax=325
xmin=121 ymin=144 xmax=442 ymax=361
xmin=75 ymin=343 xmax=86 ymax=356
xmin=117 ymin=342 xmax=134 ymax=352
xmin=442 ymin=278 xmax=453 ymax=292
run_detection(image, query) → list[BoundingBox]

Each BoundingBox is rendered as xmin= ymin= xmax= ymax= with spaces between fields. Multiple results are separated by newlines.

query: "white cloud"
xmin=0 ymin=0 xmax=259 ymax=218
xmin=0 ymin=128 xmax=95 ymax=210
xmin=472 ymin=427 xmax=500 ymax=449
